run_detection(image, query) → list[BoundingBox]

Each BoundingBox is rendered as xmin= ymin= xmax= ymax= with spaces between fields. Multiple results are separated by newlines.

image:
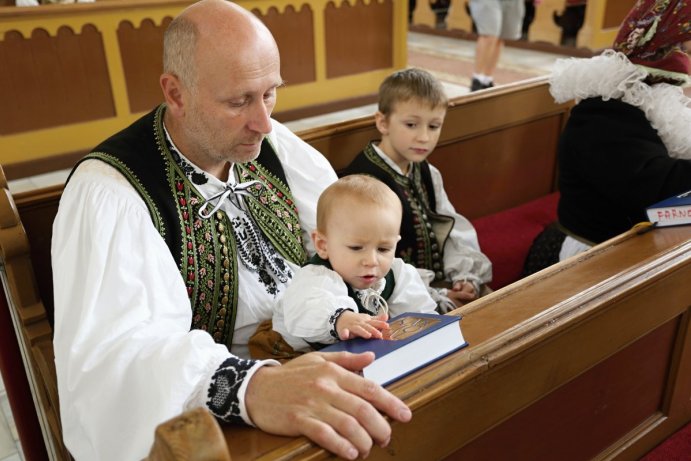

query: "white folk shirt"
xmin=273 ymin=258 xmax=437 ymax=350
xmin=52 ymin=119 xmax=337 ymax=461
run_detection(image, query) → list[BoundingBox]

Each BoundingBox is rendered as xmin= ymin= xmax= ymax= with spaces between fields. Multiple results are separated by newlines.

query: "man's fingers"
xmin=297 ymin=413 xmax=363 ymax=460
xmin=321 ymin=352 xmax=413 ymax=424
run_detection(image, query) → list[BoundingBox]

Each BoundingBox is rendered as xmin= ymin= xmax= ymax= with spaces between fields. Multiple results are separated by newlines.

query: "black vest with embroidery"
xmin=342 ymin=143 xmax=454 ymax=281
xmin=307 ymin=254 xmax=394 ymax=316
xmin=70 ymin=105 xmax=306 ymax=349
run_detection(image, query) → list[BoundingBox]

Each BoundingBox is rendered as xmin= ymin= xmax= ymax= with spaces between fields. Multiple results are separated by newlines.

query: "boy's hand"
xmin=447 ymin=280 xmax=478 ymax=307
xmin=337 ymin=311 xmax=389 ymax=340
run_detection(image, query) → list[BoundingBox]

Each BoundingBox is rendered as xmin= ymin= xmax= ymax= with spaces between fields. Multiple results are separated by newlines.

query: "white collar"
xmin=550 ymin=50 xmax=691 ymax=160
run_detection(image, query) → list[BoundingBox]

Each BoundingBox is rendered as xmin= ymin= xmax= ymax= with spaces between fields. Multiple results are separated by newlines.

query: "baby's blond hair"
xmin=317 ymin=175 xmax=401 ymax=232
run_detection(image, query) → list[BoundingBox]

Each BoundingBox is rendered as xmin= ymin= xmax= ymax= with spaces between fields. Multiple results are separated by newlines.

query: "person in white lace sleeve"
xmin=270 ymin=175 xmax=437 ymax=354
xmin=51 ymin=1 xmax=412 ymax=460
xmin=523 ymin=0 xmax=691 ymax=276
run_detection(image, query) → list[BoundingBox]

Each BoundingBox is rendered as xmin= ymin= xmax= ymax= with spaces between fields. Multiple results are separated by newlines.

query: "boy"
xmin=343 ymin=68 xmax=492 ymax=311
xmin=271 ymin=175 xmax=437 ymax=352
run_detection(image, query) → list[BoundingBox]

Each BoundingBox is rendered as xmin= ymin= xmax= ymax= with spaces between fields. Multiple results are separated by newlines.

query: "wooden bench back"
xmin=299 ymin=76 xmax=571 ymax=219
xmin=0 ymin=167 xmax=70 ymax=460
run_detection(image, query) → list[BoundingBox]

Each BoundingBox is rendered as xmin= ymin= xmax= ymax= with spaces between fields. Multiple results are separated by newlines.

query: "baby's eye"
xmin=348 ymin=246 xmax=363 ymax=251
xmin=429 ymin=124 xmax=441 ymax=130
xmin=378 ymin=247 xmax=392 ymax=253
xmin=405 ymin=122 xmax=416 ymax=128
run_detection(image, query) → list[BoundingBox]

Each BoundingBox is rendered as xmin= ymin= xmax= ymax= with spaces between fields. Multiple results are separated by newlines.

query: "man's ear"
xmin=312 ymin=230 xmax=329 ymax=259
xmin=160 ymin=73 xmax=185 ymax=116
xmin=374 ymin=111 xmax=389 ymax=136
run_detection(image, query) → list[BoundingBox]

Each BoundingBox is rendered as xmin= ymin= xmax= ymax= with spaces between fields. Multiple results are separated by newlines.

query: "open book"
xmin=321 ymin=312 xmax=467 ymax=386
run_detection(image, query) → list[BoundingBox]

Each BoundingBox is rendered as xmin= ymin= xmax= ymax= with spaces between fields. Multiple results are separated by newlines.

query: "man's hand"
xmin=337 ymin=311 xmax=389 ymax=340
xmin=245 ymin=351 xmax=412 ymax=460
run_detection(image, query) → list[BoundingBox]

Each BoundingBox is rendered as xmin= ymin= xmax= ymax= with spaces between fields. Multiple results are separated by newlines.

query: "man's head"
xmin=374 ymin=68 xmax=448 ymax=174
xmin=160 ymin=0 xmax=283 ymax=180
xmin=313 ymin=175 xmax=402 ymax=290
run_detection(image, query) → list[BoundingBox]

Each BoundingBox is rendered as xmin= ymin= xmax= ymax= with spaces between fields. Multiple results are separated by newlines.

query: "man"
xmin=468 ymin=0 xmax=527 ymax=91
xmin=51 ymin=1 xmax=411 ymax=460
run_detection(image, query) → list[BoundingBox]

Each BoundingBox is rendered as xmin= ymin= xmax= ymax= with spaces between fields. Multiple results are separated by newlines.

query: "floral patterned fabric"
xmin=613 ymin=0 xmax=691 ymax=83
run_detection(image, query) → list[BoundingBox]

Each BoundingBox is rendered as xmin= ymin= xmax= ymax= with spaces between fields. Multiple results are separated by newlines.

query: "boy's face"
xmin=313 ymin=200 xmax=401 ymax=290
xmin=375 ymin=98 xmax=447 ymax=172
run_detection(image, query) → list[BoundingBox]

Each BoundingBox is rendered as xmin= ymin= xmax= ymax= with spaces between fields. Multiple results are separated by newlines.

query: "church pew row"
xmin=1 ymin=77 xmax=577 ymax=460
xmin=212 ymin=224 xmax=691 ymax=461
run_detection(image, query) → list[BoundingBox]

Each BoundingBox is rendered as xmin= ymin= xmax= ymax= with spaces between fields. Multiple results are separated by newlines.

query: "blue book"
xmin=321 ymin=312 xmax=467 ymax=386
xmin=646 ymin=190 xmax=691 ymax=227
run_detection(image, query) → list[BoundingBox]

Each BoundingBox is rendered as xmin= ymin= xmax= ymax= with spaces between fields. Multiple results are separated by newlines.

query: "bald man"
xmin=52 ymin=1 xmax=411 ymax=460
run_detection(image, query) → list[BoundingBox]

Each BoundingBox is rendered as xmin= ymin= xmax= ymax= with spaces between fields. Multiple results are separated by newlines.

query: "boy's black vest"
xmin=342 ymin=143 xmax=454 ymax=281
xmin=69 ymin=105 xmax=305 ymax=349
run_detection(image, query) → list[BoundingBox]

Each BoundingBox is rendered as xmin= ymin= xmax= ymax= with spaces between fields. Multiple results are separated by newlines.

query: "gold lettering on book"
xmin=384 ymin=316 xmax=440 ymax=341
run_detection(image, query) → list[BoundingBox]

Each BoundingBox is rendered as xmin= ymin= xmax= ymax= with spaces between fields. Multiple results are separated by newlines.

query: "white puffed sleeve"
xmin=273 ymin=265 xmax=358 ymax=349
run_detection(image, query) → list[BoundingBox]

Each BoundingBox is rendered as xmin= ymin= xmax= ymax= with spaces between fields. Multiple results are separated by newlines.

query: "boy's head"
xmin=375 ymin=68 xmax=449 ymax=173
xmin=313 ymin=175 xmax=402 ymax=290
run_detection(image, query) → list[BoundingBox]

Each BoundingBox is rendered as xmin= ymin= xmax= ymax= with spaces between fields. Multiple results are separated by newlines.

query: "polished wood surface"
xmin=216 ymin=225 xmax=691 ymax=460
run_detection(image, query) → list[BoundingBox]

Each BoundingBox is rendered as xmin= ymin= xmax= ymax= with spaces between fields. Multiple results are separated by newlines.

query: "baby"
xmin=272 ymin=174 xmax=437 ymax=351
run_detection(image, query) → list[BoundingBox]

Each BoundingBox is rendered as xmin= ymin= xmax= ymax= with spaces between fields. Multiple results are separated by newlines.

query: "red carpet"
xmin=640 ymin=422 xmax=691 ymax=461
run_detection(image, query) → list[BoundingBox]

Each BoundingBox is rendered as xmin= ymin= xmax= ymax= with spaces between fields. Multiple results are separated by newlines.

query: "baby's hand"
xmin=337 ymin=310 xmax=389 ymax=340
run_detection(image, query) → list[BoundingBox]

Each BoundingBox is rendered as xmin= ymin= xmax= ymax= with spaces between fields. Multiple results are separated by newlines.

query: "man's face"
xmin=179 ymin=38 xmax=283 ymax=168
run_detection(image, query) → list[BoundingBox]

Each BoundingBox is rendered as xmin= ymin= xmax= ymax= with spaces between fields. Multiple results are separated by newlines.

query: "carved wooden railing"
xmin=0 ymin=0 xmax=406 ymax=178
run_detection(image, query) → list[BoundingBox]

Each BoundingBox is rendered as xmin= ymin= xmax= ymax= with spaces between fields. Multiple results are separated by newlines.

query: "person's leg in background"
xmin=469 ymin=0 xmax=526 ymax=91
xmin=469 ymin=0 xmax=502 ymax=91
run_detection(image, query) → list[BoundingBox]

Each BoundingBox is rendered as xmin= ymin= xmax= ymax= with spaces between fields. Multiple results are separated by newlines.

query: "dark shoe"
xmin=470 ymin=78 xmax=494 ymax=92
xmin=470 ymin=77 xmax=484 ymax=92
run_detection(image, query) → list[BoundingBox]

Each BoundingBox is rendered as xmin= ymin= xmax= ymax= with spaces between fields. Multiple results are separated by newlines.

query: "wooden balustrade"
xmin=0 ymin=0 xmax=406 ymax=178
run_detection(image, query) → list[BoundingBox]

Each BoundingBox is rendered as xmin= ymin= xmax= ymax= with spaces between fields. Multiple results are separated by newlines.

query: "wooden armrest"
xmin=146 ymin=407 xmax=230 ymax=461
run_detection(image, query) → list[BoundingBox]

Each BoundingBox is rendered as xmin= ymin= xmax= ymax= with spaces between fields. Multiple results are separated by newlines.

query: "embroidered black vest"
xmin=342 ymin=143 xmax=454 ymax=281
xmin=307 ymin=254 xmax=395 ymax=316
xmin=69 ymin=105 xmax=306 ymax=349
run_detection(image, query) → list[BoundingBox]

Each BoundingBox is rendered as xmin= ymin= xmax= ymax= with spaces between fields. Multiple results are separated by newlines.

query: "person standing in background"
xmin=468 ymin=0 xmax=527 ymax=91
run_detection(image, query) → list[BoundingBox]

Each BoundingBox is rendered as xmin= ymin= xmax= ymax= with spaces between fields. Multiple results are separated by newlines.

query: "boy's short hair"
xmin=317 ymin=175 xmax=402 ymax=231
xmin=378 ymin=68 xmax=448 ymax=115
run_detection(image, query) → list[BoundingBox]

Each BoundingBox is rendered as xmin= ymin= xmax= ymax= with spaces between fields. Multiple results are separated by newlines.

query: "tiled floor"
xmin=0 ymin=375 xmax=23 ymax=461
xmin=0 ymin=32 xmax=568 ymax=458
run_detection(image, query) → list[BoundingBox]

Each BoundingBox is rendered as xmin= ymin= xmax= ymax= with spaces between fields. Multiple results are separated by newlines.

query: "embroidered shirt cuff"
xmin=328 ymin=308 xmax=349 ymax=340
xmin=206 ymin=356 xmax=278 ymax=425
xmin=238 ymin=359 xmax=280 ymax=426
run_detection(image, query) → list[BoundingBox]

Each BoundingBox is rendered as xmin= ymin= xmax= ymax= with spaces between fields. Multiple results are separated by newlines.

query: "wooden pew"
xmin=0 ymin=78 xmax=573 ymax=460
xmin=411 ymin=0 xmax=637 ymax=51
xmin=209 ymin=224 xmax=691 ymax=461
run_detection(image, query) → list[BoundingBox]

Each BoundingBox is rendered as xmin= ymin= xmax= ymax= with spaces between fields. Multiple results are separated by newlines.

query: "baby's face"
xmin=376 ymin=98 xmax=447 ymax=172
xmin=321 ymin=201 xmax=401 ymax=290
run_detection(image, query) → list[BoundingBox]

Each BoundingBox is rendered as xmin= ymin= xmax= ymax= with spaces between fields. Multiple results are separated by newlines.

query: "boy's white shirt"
xmin=370 ymin=144 xmax=492 ymax=288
